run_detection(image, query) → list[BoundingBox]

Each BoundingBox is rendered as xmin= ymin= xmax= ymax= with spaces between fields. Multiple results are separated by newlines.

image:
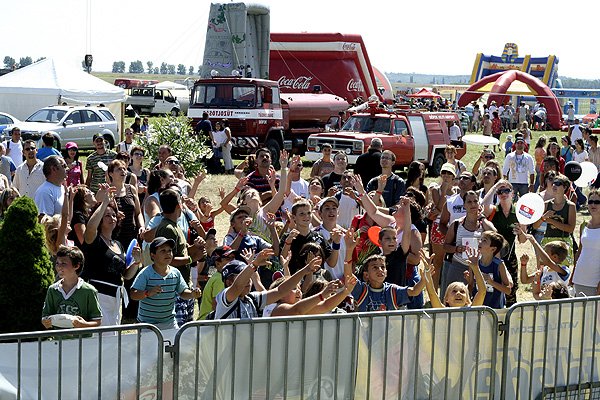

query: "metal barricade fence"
xmin=500 ymin=296 xmax=600 ymax=400
xmin=170 ymin=307 xmax=498 ymax=400
xmin=0 ymin=324 xmax=165 ymax=400
xmin=1 ymin=298 xmax=599 ymax=399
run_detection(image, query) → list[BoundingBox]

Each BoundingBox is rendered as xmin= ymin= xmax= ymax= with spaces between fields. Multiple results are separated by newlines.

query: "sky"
xmin=2 ymin=0 xmax=598 ymax=79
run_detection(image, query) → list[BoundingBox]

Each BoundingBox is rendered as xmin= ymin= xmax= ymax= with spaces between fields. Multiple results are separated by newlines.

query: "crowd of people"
xmin=0 ymin=113 xmax=599 ymax=333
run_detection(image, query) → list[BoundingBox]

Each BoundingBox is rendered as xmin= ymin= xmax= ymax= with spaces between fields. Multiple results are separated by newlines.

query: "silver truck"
xmin=125 ymin=87 xmax=181 ymax=116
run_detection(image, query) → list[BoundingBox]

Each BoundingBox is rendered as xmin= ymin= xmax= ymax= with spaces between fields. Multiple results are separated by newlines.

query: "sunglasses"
xmin=496 ymin=188 xmax=512 ymax=195
xmin=24 ymin=147 xmax=36 ymax=151
xmin=133 ymin=152 xmax=144 ymax=157
xmin=588 ymin=200 xmax=600 ymax=205
xmin=484 ymin=154 xmax=494 ymax=159
xmin=167 ymin=159 xmax=180 ymax=165
xmin=459 ymin=176 xmax=472 ymax=181
xmin=552 ymin=181 xmax=567 ymax=187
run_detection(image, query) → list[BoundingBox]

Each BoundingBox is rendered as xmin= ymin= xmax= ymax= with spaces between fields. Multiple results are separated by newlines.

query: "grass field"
xmin=87 ymin=124 xmax=584 ymax=303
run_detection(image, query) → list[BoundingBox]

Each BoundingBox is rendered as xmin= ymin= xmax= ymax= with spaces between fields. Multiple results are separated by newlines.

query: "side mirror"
xmin=64 ymin=120 xmax=73 ymax=126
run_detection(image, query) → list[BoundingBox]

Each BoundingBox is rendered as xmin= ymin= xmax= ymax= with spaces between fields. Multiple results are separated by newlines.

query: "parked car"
xmin=0 ymin=112 xmax=21 ymax=133
xmin=1 ymin=105 xmax=119 ymax=150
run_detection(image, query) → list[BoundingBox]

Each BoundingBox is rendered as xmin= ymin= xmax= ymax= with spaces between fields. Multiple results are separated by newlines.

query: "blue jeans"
xmin=512 ymin=183 xmax=529 ymax=201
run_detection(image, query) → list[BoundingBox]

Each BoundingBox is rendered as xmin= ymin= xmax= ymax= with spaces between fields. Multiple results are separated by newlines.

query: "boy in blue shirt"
xmin=131 ymin=237 xmax=202 ymax=330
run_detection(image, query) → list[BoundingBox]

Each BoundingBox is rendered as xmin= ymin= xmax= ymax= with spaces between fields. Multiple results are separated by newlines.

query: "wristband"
xmin=188 ymin=256 xmax=193 ymax=265
xmin=234 ymin=187 xmax=241 ymax=192
xmin=344 ymin=259 xmax=353 ymax=264
xmin=376 ymin=191 xmax=383 ymax=195
xmin=331 ymin=242 xmax=341 ymax=250
xmin=144 ymin=290 xmax=150 ymax=298
xmin=319 ymin=294 xmax=325 ymax=301
xmin=358 ymin=192 xmax=365 ymax=198
xmin=249 ymin=262 xmax=258 ymax=270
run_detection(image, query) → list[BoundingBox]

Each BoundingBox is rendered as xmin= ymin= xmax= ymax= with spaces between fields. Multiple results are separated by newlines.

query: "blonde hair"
xmin=443 ymin=282 xmax=472 ymax=307
xmin=41 ymin=215 xmax=61 ymax=255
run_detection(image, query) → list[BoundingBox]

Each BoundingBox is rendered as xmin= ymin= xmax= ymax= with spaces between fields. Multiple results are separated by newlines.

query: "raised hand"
xmin=344 ymin=228 xmax=358 ymax=250
xmin=240 ymin=248 xmax=255 ymax=265
xmin=305 ymin=256 xmax=323 ymax=274
xmin=279 ymin=150 xmax=289 ymax=168
xmin=254 ymin=248 xmax=275 ymax=266
xmin=235 ymin=177 xmax=249 ymax=191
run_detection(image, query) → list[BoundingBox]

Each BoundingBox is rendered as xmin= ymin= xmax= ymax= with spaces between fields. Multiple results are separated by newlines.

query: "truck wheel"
xmin=103 ymin=135 xmax=115 ymax=150
xmin=427 ymin=151 xmax=446 ymax=177
xmin=171 ymin=108 xmax=179 ymax=117
xmin=265 ymin=138 xmax=281 ymax=169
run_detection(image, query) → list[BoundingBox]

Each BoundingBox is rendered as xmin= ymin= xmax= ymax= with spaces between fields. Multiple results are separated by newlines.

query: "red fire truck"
xmin=188 ymin=76 xmax=348 ymax=163
xmin=305 ymin=102 xmax=466 ymax=176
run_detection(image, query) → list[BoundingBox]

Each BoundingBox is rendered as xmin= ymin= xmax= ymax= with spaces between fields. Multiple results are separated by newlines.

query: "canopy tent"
xmin=0 ymin=58 xmax=126 ymax=120
xmin=408 ymin=88 xmax=441 ymax=99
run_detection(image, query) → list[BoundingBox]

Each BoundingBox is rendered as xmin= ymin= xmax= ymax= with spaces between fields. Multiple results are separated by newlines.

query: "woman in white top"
xmin=210 ymin=120 xmax=234 ymax=173
xmin=441 ymin=191 xmax=496 ymax=297
xmin=573 ymin=189 xmax=600 ymax=296
xmin=573 ymin=139 xmax=589 ymax=163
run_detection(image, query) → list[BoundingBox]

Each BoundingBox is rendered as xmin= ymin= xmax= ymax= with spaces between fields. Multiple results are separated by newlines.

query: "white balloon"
xmin=574 ymin=161 xmax=598 ymax=188
xmin=515 ymin=193 xmax=545 ymax=225
xmin=97 ymin=161 xmax=108 ymax=172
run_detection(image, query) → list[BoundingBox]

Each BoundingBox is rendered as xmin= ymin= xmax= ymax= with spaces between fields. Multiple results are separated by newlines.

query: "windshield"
xmin=342 ymin=116 xmax=391 ymax=133
xmin=191 ymin=84 xmax=256 ymax=108
xmin=26 ymin=109 xmax=66 ymax=123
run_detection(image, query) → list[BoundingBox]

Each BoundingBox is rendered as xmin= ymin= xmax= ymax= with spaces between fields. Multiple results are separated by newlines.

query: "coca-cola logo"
xmin=347 ymin=78 xmax=364 ymax=92
xmin=342 ymin=42 xmax=356 ymax=51
xmin=277 ymin=75 xmax=313 ymax=90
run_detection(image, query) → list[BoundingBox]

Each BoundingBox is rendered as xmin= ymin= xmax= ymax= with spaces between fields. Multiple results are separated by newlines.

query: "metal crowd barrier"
xmin=500 ymin=296 xmax=600 ymax=400
xmin=0 ymin=298 xmax=598 ymax=399
xmin=0 ymin=324 xmax=164 ymax=400
xmin=170 ymin=307 xmax=498 ymax=400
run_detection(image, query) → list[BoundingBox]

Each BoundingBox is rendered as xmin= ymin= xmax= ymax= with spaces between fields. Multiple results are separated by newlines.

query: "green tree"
xmin=19 ymin=56 xmax=33 ymax=67
xmin=160 ymin=62 xmax=168 ymax=74
xmin=153 ymin=67 xmax=159 ymax=74
xmin=147 ymin=61 xmax=154 ymax=74
xmin=35 ymin=57 xmax=46 ymax=63
xmin=188 ymin=66 xmax=194 ymax=75
xmin=112 ymin=61 xmax=125 ymax=73
xmin=137 ymin=116 xmax=210 ymax=178
xmin=0 ymin=197 xmax=54 ymax=333
xmin=177 ymin=64 xmax=186 ymax=75
xmin=129 ymin=60 xmax=144 ymax=74
xmin=167 ymin=64 xmax=176 ymax=75
xmin=3 ymin=56 xmax=15 ymax=69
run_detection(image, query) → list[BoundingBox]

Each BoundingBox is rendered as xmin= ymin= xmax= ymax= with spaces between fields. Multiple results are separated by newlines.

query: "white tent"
xmin=0 ymin=58 xmax=126 ymax=120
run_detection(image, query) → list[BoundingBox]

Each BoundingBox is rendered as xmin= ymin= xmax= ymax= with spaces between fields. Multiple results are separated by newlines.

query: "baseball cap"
xmin=65 ymin=142 xmax=78 ymax=150
xmin=506 ymin=135 xmax=513 ymax=141
xmin=149 ymin=237 xmax=175 ymax=254
xmin=460 ymin=171 xmax=476 ymax=182
xmin=230 ymin=205 xmax=252 ymax=222
xmin=515 ymin=136 xmax=525 ymax=143
xmin=440 ymin=163 xmax=456 ymax=177
xmin=317 ymin=196 xmax=339 ymax=210
xmin=221 ymin=259 xmax=247 ymax=281
xmin=213 ymin=245 xmax=235 ymax=259
xmin=206 ymin=228 xmax=217 ymax=238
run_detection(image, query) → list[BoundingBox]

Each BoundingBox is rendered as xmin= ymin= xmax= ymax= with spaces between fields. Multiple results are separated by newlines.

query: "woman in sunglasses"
xmin=483 ymin=180 xmax=520 ymax=306
xmin=572 ymin=189 xmax=600 ymax=296
xmin=532 ymin=174 xmax=576 ymax=265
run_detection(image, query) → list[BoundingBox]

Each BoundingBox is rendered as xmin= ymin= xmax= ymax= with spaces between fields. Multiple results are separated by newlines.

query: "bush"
xmin=0 ymin=197 xmax=54 ymax=333
xmin=137 ymin=116 xmax=211 ymax=177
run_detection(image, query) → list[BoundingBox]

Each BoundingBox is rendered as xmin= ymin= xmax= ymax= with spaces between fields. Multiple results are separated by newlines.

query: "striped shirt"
xmin=132 ymin=265 xmax=188 ymax=325
xmin=86 ymin=150 xmax=116 ymax=193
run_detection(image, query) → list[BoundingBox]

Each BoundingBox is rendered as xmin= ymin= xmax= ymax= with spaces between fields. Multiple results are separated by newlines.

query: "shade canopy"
xmin=408 ymin=88 xmax=441 ymax=99
xmin=0 ymin=58 xmax=126 ymax=119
